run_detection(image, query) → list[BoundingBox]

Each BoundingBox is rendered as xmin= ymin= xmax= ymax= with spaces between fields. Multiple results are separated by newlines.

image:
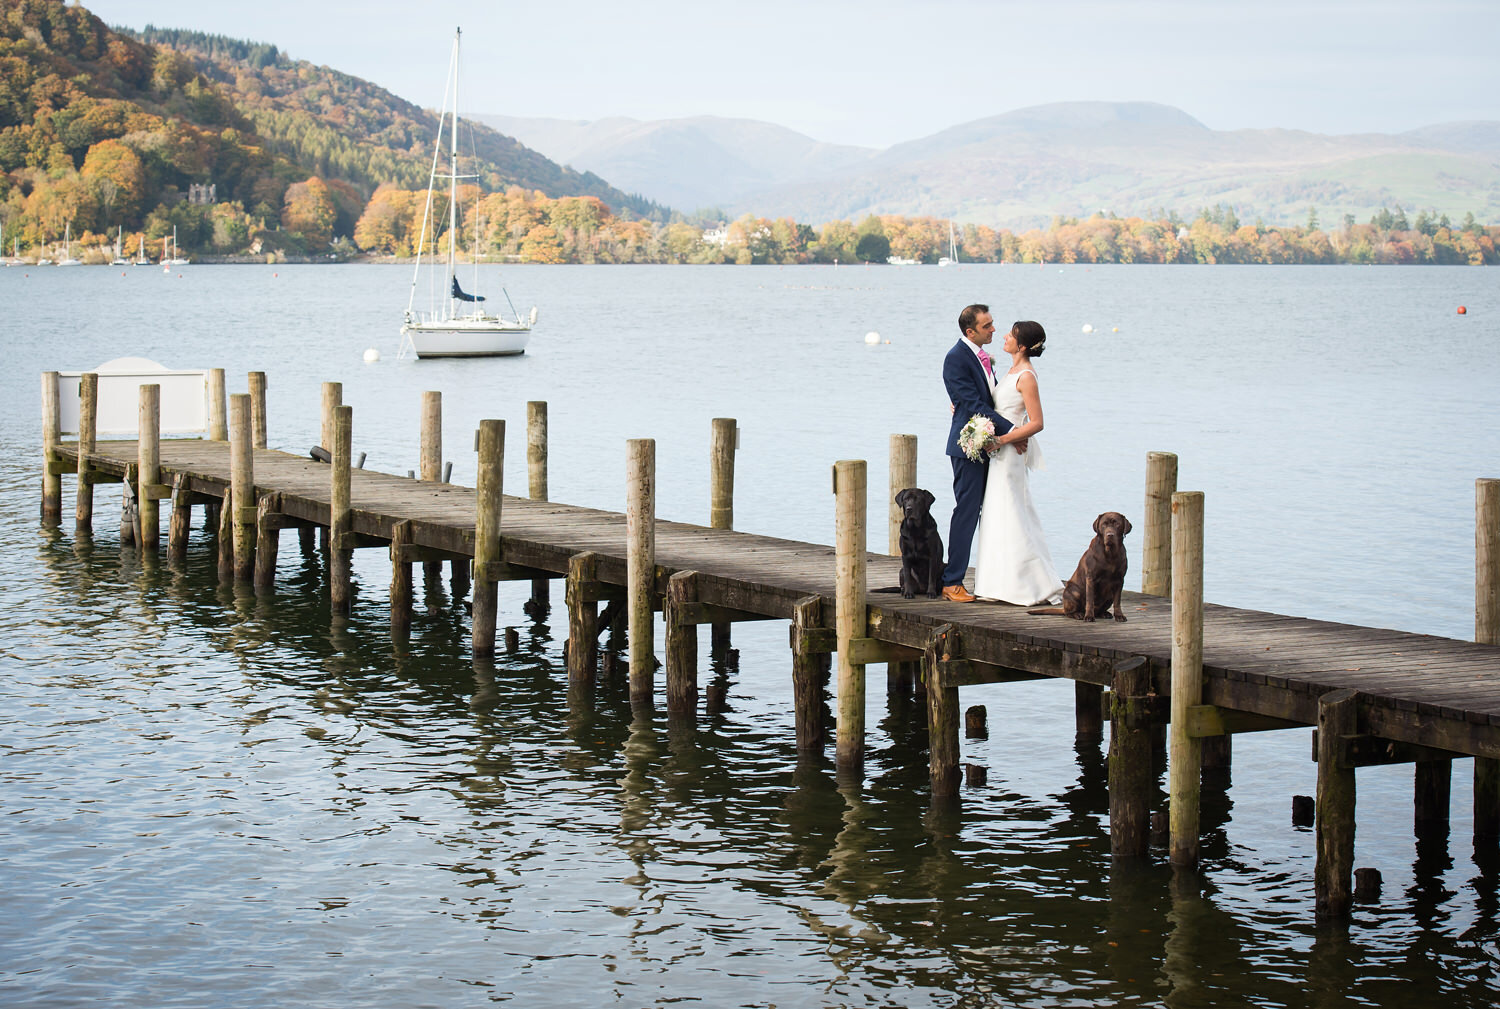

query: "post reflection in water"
xmin=8 ymin=504 xmax=1500 ymax=1006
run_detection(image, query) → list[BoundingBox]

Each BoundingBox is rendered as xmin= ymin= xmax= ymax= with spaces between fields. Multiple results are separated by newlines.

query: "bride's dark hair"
xmin=1011 ymin=320 xmax=1047 ymax=357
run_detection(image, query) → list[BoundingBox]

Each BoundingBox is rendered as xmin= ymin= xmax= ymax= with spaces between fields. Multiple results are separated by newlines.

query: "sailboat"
xmin=110 ymin=226 xmax=129 ymax=265
xmin=57 ymin=223 xmax=83 ymax=266
xmin=938 ymin=220 xmax=959 ymax=267
xmin=168 ymin=226 xmax=189 ymax=265
xmin=132 ymin=234 xmax=150 ymax=265
xmin=399 ymin=27 xmax=537 ymax=359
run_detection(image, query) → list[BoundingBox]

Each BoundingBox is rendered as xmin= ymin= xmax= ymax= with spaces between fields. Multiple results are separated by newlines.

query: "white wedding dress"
xmin=972 ymin=368 xmax=1065 ymax=605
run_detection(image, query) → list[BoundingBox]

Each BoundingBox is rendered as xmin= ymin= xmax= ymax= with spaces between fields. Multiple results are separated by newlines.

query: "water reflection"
xmin=10 ymin=522 xmax=1500 ymax=1007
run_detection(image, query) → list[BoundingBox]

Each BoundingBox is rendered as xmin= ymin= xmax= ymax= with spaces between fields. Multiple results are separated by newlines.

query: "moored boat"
xmin=399 ymin=27 xmax=536 ymax=360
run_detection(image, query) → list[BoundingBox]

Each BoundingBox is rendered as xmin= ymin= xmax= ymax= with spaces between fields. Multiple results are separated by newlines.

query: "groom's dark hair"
xmin=958 ymin=303 xmax=989 ymax=337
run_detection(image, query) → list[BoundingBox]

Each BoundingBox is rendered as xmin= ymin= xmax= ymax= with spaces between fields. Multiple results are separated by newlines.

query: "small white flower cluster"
xmin=957 ymin=415 xmax=996 ymax=462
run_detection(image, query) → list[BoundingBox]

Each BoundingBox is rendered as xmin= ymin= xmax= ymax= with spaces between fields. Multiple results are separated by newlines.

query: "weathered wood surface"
xmin=55 ymin=439 xmax=1500 ymax=757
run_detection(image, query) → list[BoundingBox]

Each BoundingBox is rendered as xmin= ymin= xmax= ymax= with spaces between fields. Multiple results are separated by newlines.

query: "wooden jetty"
xmin=38 ymin=370 xmax=1500 ymax=920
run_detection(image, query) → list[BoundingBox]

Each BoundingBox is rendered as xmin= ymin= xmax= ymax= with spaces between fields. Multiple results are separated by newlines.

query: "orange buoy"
xmin=1457 ymin=306 xmax=1467 ymax=314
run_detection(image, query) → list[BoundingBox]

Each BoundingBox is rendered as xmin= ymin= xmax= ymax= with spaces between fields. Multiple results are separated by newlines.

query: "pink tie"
xmin=977 ymin=348 xmax=993 ymax=377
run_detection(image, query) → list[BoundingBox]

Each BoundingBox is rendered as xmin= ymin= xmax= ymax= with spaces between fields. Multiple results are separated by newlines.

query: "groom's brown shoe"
xmin=941 ymin=584 xmax=976 ymax=603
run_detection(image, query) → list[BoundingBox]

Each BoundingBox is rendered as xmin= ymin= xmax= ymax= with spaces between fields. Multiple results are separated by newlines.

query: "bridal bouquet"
xmin=957 ymin=414 xmax=996 ymax=462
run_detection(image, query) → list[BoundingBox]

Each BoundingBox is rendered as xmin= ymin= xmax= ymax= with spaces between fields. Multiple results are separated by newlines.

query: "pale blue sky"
xmin=82 ymin=0 xmax=1500 ymax=148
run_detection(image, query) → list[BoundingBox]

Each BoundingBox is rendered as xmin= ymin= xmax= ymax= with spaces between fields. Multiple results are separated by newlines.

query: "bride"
xmin=972 ymin=320 xmax=1065 ymax=605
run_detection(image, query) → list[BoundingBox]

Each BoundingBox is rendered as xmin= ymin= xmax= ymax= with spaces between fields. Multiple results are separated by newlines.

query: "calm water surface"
xmin=1 ymin=264 xmax=1497 ymax=1007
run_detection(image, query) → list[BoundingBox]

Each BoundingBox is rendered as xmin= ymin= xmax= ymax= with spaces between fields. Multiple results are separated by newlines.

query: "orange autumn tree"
xmin=281 ymin=176 xmax=335 ymax=248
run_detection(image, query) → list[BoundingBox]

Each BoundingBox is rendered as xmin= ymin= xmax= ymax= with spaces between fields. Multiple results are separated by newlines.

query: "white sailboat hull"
xmin=401 ymin=317 xmax=532 ymax=358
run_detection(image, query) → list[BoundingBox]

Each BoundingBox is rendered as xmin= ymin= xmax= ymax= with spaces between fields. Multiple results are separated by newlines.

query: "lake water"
xmin=1 ymin=263 xmax=1496 ymax=1007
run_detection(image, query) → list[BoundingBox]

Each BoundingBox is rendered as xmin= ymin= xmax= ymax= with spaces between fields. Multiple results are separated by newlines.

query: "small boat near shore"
xmin=399 ymin=27 xmax=536 ymax=360
xmin=57 ymin=223 xmax=82 ymax=266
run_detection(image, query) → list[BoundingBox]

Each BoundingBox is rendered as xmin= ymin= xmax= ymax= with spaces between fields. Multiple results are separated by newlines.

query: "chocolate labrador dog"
xmin=1029 ymin=511 xmax=1132 ymax=622
xmin=894 ymin=488 xmax=945 ymax=599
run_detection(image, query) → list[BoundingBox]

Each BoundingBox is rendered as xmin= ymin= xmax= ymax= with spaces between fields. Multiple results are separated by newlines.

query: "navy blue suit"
xmin=941 ymin=340 xmax=1014 ymax=587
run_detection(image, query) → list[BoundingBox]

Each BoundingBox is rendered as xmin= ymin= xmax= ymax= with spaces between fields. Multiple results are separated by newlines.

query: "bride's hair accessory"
xmin=1012 ymin=320 xmax=1047 ymax=357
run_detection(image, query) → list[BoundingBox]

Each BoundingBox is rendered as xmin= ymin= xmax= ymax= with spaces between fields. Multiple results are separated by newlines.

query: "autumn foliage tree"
xmin=281 ymin=175 xmax=335 ymax=248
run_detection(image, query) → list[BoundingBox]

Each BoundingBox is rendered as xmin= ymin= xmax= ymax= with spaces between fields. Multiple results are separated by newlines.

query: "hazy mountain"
xmin=476 ymin=101 xmax=1498 ymax=228
xmin=467 ymin=114 xmax=876 ymax=213
xmin=727 ymin=102 xmax=1500 ymax=227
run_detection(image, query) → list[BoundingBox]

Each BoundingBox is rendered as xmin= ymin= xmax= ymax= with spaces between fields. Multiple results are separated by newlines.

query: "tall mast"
xmin=446 ymin=27 xmax=460 ymax=315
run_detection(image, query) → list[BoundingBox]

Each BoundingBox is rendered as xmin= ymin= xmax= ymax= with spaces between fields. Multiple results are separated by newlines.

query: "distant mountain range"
xmin=474 ymin=102 xmax=1500 ymax=228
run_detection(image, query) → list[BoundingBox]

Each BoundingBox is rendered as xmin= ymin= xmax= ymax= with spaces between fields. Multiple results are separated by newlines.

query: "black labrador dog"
xmin=894 ymin=488 xmax=945 ymax=599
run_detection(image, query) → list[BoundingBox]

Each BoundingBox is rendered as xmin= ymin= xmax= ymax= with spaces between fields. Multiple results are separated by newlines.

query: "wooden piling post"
xmin=216 ymin=485 xmax=233 ymax=583
xmin=833 ymin=459 xmax=868 ymax=774
xmin=75 ymin=372 xmax=97 ymax=533
xmin=1415 ymin=759 xmax=1451 ymax=830
xmin=1075 ymin=682 xmax=1104 ymax=742
xmin=330 ymin=404 xmax=353 ymax=613
xmin=1142 ymin=452 xmax=1177 ymax=596
xmin=1315 ymin=688 xmax=1359 ymax=918
xmin=666 ymin=570 xmax=699 ymax=712
xmin=1478 ymin=478 xmax=1500 ymax=839
xmin=254 ymin=492 xmax=280 ymax=591
xmin=41 ymin=372 xmax=61 ymax=523
xmin=471 ymin=419 xmax=505 ymax=654
xmin=565 ymin=552 xmax=599 ymax=689
xmin=627 ymin=438 xmax=656 ymax=707
xmin=1168 ymin=490 xmax=1205 ymax=866
xmin=247 ymin=371 xmax=268 ymax=449
xmin=120 ymin=462 xmax=138 ymax=547
xmin=167 ymin=472 xmax=192 ymax=564
xmin=527 ymin=401 xmax=550 ymax=608
xmin=229 ymin=394 xmax=256 ymax=581
xmin=390 ymin=520 xmax=413 ymax=641
xmin=924 ymin=624 xmax=960 ymax=796
xmin=791 ymin=596 xmax=826 ymax=753
xmin=709 ymin=418 xmax=736 ymax=654
xmin=137 ymin=383 xmax=161 ymax=552
xmin=1109 ymin=655 xmax=1154 ymax=857
xmin=419 ymin=391 xmax=444 ymax=586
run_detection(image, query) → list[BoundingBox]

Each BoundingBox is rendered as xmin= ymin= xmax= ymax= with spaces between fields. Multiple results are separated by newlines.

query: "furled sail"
xmin=451 ymin=277 xmax=486 ymax=302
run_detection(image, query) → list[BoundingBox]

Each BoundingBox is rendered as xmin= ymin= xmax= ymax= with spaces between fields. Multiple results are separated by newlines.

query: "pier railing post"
xmin=666 ymin=570 xmax=699 ymax=712
xmin=1109 ymin=655 xmax=1154 ymax=856
xmin=1168 ymin=490 xmax=1204 ymax=867
xmin=248 ymin=371 xmax=268 ymax=449
xmin=138 ymin=383 xmax=161 ymax=552
xmin=1315 ymin=688 xmax=1359 ymax=918
xmin=627 ymin=438 xmax=657 ymax=707
xmin=41 ymin=371 xmax=61 ymax=523
xmin=75 ymin=372 xmax=97 ymax=534
xmin=527 ymin=401 xmax=550 ymax=609
xmin=229 ymin=393 xmax=256 ymax=581
xmin=1143 ymin=452 xmax=1177 ymax=596
xmin=888 ymin=434 xmax=919 ymax=696
xmin=709 ymin=418 xmax=736 ymax=655
xmin=208 ymin=368 xmax=227 ymax=442
xmin=565 ymin=552 xmax=599 ymax=690
xmin=1476 ymin=478 xmax=1500 ymax=840
xmin=321 ymin=381 xmax=342 ymax=453
xmin=888 ymin=434 xmax=916 ymax=553
xmin=330 ymin=404 xmax=353 ymax=612
xmin=833 ymin=459 xmax=868 ymax=774
xmin=420 ymin=391 xmax=444 ymax=588
xmin=471 ymin=419 xmax=505 ymax=654
xmin=319 ymin=381 xmax=341 ymax=554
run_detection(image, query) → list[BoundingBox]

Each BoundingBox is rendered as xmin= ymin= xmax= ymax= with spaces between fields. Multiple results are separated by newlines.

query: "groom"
xmin=940 ymin=304 xmax=1019 ymax=602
